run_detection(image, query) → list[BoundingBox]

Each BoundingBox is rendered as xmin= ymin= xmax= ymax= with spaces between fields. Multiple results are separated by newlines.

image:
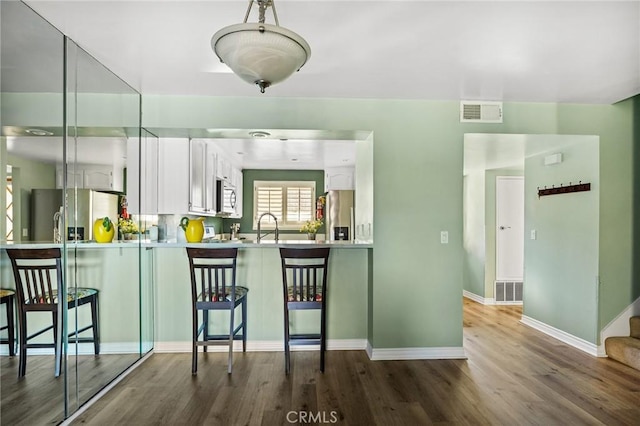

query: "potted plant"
xmin=300 ymin=219 xmax=323 ymax=240
xmin=118 ymin=217 xmax=139 ymax=240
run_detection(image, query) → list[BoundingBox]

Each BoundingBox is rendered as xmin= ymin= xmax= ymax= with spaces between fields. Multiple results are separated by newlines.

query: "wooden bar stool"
xmin=186 ymin=247 xmax=248 ymax=375
xmin=0 ymin=289 xmax=16 ymax=356
xmin=279 ymin=247 xmax=330 ymax=374
xmin=6 ymin=248 xmax=100 ymax=377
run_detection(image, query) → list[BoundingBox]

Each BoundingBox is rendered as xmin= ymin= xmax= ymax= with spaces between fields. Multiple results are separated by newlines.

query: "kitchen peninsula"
xmin=152 ymin=239 xmax=372 ymax=352
xmin=1 ymin=240 xmax=372 ymax=354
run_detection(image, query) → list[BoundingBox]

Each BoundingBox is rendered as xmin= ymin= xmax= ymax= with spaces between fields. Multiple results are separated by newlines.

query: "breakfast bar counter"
xmin=152 ymin=241 xmax=372 ymax=353
xmin=1 ymin=240 xmax=372 ymax=354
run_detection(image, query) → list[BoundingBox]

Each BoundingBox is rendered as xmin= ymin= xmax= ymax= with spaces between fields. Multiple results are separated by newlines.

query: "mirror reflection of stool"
xmin=279 ymin=247 xmax=331 ymax=374
xmin=0 ymin=289 xmax=16 ymax=357
xmin=6 ymin=248 xmax=100 ymax=377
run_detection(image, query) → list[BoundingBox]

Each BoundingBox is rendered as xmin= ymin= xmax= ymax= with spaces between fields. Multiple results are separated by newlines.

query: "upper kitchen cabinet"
xmin=157 ymin=138 xmax=189 ymax=214
xmin=216 ymin=154 xmax=232 ymax=182
xmin=189 ymin=139 xmax=217 ymax=215
xmin=127 ymin=130 xmax=159 ymax=214
xmin=57 ymin=162 xmax=124 ymax=192
xmin=325 ymin=166 xmax=355 ymax=191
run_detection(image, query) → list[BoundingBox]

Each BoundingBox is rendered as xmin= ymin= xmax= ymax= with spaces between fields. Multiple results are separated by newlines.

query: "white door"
xmin=496 ymin=176 xmax=524 ymax=280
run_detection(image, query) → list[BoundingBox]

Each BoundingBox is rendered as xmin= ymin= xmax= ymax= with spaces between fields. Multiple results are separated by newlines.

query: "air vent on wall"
xmin=460 ymin=101 xmax=503 ymax=123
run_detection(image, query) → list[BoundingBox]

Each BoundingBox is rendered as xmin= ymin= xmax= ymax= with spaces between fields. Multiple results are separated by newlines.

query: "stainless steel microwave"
xmin=216 ymin=179 xmax=237 ymax=215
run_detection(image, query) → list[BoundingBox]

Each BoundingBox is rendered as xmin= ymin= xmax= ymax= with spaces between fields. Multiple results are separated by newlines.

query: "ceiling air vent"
xmin=460 ymin=101 xmax=503 ymax=123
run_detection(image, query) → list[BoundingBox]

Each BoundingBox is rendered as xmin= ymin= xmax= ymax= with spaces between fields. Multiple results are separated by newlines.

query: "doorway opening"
xmin=462 ymin=133 xmax=601 ymax=348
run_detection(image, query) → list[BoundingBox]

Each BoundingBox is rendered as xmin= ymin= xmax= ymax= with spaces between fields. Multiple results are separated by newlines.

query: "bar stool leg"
xmin=17 ymin=311 xmax=27 ymax=378
xmin=91 ymin=294 xmax=100 ymax=355
xmin=7 ymin=295 xmax=15 ymax=357
xmin=242 ymin=298 xmax=247 ymax=352
xmin=228 ymin=306 xmax=235 ymax=374
xmin=284 ymin=306 xmax=291 ymax=374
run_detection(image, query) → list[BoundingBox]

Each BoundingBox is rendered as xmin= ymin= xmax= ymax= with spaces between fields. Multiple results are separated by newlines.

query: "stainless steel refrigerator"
xmin=325 ymin=190 xmax=355 ymax=241
xmin=31 ymin=189 xmax=119 ymax=242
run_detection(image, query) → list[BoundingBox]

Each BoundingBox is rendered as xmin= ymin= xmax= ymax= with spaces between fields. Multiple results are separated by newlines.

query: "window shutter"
xmin=255 ymin=186 xmax=283 ymax=222
xmin=286 ymin=186 xmax=314 ymax=222
xmin=253 ymin=180 xmax=316 ymax=229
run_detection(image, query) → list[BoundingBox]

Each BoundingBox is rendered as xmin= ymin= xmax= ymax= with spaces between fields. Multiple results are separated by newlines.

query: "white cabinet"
xmin=157 ymin=138 xmax=190 ymax=214
xmin=324 ymin=167 xmax=355 ymax=191
xmin=126 ymin=132 xmax=159 ymax=215
xmin=188 ymin=139 xmax=217 ymax=215
xmin=216 ymin=155 xmax=232 ymax=182
xmin=56 ymin=164 xmax=123 ymax=192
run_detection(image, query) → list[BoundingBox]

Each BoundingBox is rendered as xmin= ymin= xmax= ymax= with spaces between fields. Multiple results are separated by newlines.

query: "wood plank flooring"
xmin=69 ymin=299 xmax=640 ymax=425
xmin=0 ymin=354 xmax=140 ymax=425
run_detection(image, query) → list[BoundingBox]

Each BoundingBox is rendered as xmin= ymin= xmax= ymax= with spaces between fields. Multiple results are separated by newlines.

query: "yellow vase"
xmin=181 ymin=217 xmax=205 ymax=243
xmin=93 ymin=218 xmax=114 ymax=243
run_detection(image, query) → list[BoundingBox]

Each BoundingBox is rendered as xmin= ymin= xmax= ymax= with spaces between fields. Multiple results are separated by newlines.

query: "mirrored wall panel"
xmin=1 ymin=2 xmax=150 ymax=423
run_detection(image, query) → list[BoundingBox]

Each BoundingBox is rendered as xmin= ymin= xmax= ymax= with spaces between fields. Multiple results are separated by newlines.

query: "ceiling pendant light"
xmin=211 ymin=0 xmax=311 ymax=93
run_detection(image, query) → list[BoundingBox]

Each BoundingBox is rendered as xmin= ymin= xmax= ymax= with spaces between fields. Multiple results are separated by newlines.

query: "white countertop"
xmin=1 ymin=239 xmax=373 ymax=249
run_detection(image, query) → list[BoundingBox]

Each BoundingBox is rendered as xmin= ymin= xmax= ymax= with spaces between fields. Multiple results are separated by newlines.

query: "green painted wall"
xmin=6 ymin=154 xmax=56 ymax=242
xmin=634 ymin=96 xmax=640 ymax=304
xmin=3 ymin=93 xmax=636 ymax=349
xmin=139 ymin=96 xmax=635 ymax=349
xmin=554 ymin=101 xmax=635 ymax=332
xmin=524 ymin=135 xmax=600 ymax=343
xmin=222 ymin=169 xmax=324 ymax=235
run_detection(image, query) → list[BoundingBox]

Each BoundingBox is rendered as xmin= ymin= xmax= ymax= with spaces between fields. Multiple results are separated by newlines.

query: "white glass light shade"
xmin=212 ymin=23 xmax=311 ymax=91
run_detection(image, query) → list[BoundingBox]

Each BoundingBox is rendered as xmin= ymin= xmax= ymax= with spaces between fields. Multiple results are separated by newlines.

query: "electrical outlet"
xmin=530 ymin=230 xmax=537 ymax=240
xmin=22 ymin=228 xmax=28 ymax=237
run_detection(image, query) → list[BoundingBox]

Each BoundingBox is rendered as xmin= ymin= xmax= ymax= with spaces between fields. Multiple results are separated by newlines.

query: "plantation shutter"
xmin=286 ymin=186 xmax=314 ymax=222
xmin=255 ymin=186 xmax=283 ymax=223
xmin=253 ymin=180 xmax=316 ymax=229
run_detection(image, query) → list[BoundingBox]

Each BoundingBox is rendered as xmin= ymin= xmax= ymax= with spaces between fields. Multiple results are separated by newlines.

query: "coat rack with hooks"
xmin=537 ymin=181 xmax=591 ymax=198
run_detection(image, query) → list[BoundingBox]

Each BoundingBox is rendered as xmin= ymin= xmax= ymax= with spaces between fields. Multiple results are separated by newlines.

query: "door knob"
xmin=499 ymin=226 xmax=511 ymax=230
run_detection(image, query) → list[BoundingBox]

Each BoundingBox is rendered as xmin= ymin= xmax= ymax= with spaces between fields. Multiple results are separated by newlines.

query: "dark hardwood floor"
xmin=68 ymin=299 xmax=640 ymax=425
xmin=1 ymin=354 xmax=140 ymax=425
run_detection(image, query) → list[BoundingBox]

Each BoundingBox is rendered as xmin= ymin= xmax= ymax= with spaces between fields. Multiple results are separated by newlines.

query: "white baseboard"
xmin=0 ymin=342 xmax=144 ymax=356
xmin=153 ymin=339 xmax=368 ymax=353
xmin=366 ymin=342 xmax=466 ymax=361
xmin=520 ymin=315 xmax=598 ymax=357
xmin=463 ymin=290 xmax=495 ymax=305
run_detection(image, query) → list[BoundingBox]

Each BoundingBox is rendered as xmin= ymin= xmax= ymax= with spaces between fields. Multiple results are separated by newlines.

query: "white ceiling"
xmin=23 ymin=0 xmax=640 ymax=103
xmin=6 ymin=1 xmax=640 ymax=172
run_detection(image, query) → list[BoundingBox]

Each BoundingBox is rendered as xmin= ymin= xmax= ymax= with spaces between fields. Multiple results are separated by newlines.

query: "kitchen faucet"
xmin=257 ymin=212 xmax=279 ymax=242
xmin=53 ymin=208 xmax=63 ymax=243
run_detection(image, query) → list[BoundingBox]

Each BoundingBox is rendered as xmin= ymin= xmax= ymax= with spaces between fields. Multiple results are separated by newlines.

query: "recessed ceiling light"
xmin=25 ymin=128 xmax=53 ymax=136
xmin=249 ymin=131 xmax=271 ymax=138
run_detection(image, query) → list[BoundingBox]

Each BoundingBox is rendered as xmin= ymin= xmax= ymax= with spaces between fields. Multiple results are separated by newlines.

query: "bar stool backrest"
xmin=7 ymin=248 xmax=62 ymax=311
xmin=279 ymin=247 xmax=330 ymax=308
xmin=186 ymin=247 xmax=238 ymax=305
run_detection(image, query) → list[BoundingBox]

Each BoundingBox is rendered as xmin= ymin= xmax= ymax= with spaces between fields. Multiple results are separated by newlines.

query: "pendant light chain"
xmin=242 ymin=0 xmax=280 ymax=26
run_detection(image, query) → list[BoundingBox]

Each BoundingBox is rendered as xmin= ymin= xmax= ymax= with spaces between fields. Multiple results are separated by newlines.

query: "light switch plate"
xmin=440 ymin=231 xmax=449 ymax=244
xmin=22 ymin=228 xmax=28 ymax=237
xmin=530 ymin=229 xmax=537 ymax=240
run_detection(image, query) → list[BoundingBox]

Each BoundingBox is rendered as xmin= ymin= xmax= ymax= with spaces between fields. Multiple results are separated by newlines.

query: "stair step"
xmin=605 ymin=336 xmax=640 ymax=371
xmin=630 ymin=316 xmax=640 ymax=339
